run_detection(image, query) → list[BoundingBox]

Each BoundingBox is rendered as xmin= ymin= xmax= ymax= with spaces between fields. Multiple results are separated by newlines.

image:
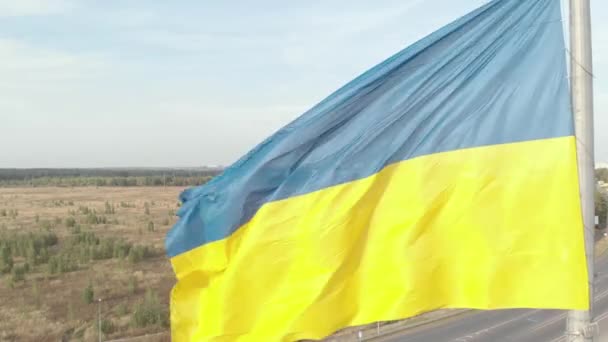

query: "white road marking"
xmin=449 ymin=311 xmax=539 ymax=341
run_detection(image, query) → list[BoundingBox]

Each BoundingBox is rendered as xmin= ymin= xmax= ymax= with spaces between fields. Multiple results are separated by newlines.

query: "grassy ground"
xmin=0 ymin=187 xmax=182 ymax=341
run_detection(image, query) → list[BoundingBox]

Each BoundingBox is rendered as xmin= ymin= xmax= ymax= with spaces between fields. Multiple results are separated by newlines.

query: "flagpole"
xmin=567 ymin=0 xmax=595 ymax=341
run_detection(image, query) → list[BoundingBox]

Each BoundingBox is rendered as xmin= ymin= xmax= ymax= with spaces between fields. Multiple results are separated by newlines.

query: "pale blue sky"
xmin=0 ymin=0 xmax=606 ymax=167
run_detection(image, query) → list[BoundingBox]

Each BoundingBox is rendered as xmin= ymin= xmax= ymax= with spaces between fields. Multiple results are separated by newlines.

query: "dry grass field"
xmin=0 ymin=186 xmax=185 ymax=341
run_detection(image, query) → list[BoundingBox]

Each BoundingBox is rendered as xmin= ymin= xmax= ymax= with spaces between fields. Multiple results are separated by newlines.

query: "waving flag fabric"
xmin=166 ymin=0 xmax=588 ymax=340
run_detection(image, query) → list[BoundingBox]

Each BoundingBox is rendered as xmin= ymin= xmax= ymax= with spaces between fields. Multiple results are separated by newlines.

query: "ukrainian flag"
xmin=166 ymin=0 xmax=588 ymax=340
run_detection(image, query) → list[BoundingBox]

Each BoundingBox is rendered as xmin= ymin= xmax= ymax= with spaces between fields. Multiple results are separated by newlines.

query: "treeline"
xmin=0 ymin=168 xmax=222 ymax=187
xmin=0 ymin=168 xmax=222 ymax=180
xmin=0 ymin=175 xmax=214 ymax=187
xmin=597 ymin=168 xmax=608 ymax=184
xmin=597 ymin=168 xmax=608 ymax=228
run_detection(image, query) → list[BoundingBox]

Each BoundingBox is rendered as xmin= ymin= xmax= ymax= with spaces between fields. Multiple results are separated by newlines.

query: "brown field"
xmin=0 ymin=187 xmax=184 ymax=341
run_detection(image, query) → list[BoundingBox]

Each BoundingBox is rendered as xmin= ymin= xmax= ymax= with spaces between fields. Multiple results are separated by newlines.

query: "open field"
xmin=0 ymin=186 xmax=184 ymax=341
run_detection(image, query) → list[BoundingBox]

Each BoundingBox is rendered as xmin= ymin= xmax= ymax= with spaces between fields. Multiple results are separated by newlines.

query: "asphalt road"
xmin=371 ymin=253 xmax=608 ymax=342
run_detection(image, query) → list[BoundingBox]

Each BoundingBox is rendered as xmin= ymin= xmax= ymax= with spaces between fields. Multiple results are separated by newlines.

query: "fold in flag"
xmin=166 ymin=0 xmax=588 ymax=340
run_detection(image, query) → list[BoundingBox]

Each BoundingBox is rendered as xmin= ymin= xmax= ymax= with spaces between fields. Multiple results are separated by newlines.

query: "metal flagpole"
xmin=567 ymin=0 xmax=596 ymax=341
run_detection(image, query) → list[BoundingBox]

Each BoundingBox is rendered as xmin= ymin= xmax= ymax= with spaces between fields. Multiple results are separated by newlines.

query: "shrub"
xmin=95 ymin=238 xmax=115 ymax=260
xmin=38 ymin=247 xmax=50 ymax=264
xmin=100 ymin=319 xmax=115 ymax=335
xmin=65 ymin=217 xmax=77 ymax=228
xmin=131 ymin=289 xmax=168 ymax=328
xmin=128 ymin=248 xmax=141 ymax=264
xmin=120 ymin=202 xmax=134 ymax=208
xmin=26 ymin=245 xmax=37 ymax=266
xmin=104 ymin=201 xmax=115 ymax=215
xmin=0 ymin=246 xmax=13 ymax=274
xmin=113 ymin=240 xmax=132 ymax=259
xmin=83 ymin=283 xmax=94 ymax=304
xmin=1 ymin=231 xmax=57 ymax=265
xmin=78 ymin=246 xmax=91 ymax=264
xmin=51 ymin=200 xmax=65 ymax=207
xmin=78 ymin=206 xmax=91 ymax=215
xmin=128 ymin=276 xmax=137 ymax=295
xmin=11 ymin=265 xmax=26 ymax=282
xmin=70 ymin=231 xmax=99 ymax=246
xmin=49 ymin=253 xmax=77 ymax=274
xmin=67 ymin=301 xmax=74 ymax=321
xmin=117 ymin=303 xmax=129 ymax=315
xmin=32 ymin=279 xmax=40 ymax=307
xmin=86 ymin=213 xmax=99 ymax=225
xmin=128 ymin=245 xmax=153 ymax=264
xmin=60 ymin=254 xmax=78 ymax=273
xmin=69 ymin=224 xmax=81 ymax=235
xmin=43 ymin=232 xmax=59 ymax=246
xmin=48 ymin=256 xmax=58 ymax=274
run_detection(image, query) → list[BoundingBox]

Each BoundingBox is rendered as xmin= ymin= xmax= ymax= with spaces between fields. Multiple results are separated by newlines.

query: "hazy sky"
xmin=1 ymin=0 xmax=606 ymax=168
